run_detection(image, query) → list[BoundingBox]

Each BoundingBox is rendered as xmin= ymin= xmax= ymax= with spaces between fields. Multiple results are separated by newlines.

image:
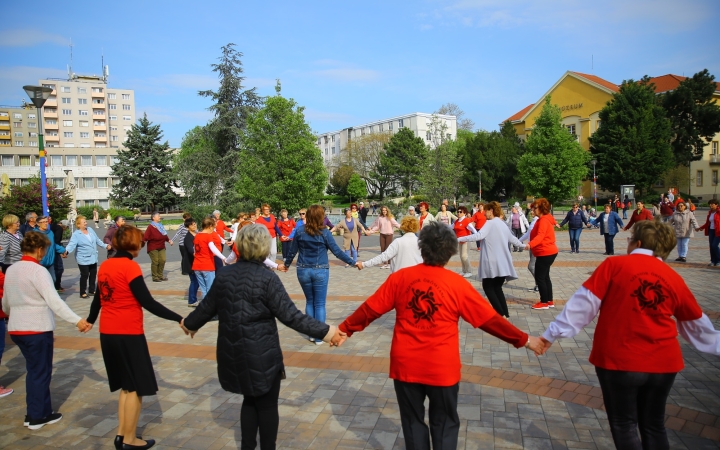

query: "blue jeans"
xmin=677 ymin=237 xmax=689 ymax=258
xmin=710 ymin=234 xmax=720 ymax=264
xmin=623 ymin=209 xmax=628 ymax=219
xmin=11 ymin=332 xmax=54 ymax=420
xmin=188 ymin=271 xmax=199 ymax=304
xmin=604 ymin=233 xmax=616 ymax=255
xmin=568 ymin=228 xmax=582 ymax=251
xmin=345 ymin=243 xmax=357 ymax=264
xmin=196 ymin=270 xmax=216 ymax=299
xmin=297 ymin=267 xmax=329 ymax=342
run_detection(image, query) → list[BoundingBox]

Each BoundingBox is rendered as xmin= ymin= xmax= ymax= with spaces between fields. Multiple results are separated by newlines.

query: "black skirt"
xmin=100 ymin=334 xmax=158 ymax=396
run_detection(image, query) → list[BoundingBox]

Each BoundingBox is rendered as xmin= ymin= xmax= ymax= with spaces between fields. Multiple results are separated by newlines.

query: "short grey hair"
xmin=237 ymin=224 xmax=271 ymax=262
xmin=151 ymin=211 xmax=161 ymax=219
xmin=26 ymin=212 xmax=38 ymax=221
xmin=37 ymin=215 xmax=49 ymax=222
xmin=212 ymin=210 xmax=221 ymax=216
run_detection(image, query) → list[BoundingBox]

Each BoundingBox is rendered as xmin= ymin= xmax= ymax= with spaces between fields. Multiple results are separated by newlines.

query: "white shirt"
xmin=711 ymin=212 xmax=716 ymax=230
xmin=363 ymin=233 xmax=422 ymax=272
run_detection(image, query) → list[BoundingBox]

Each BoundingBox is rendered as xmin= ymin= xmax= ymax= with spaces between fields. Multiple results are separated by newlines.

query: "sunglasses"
xmin=299 ymin=213 xmax=306 ymax=215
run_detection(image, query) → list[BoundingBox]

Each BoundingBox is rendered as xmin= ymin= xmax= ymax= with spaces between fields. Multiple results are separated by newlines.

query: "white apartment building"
xmin=316 ymin=112 xmax=458 ymax=165
xmin=0 ymin=69 xmax=136 ymax=208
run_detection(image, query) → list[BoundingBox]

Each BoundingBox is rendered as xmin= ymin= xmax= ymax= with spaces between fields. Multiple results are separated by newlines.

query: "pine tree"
xmin=110 ymin=113 xmax=178 ymax=211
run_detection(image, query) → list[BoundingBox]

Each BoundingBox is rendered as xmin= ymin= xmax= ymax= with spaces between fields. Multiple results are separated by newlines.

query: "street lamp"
xmin=590 ymin=159 xmax=597 ymax=210
xmin=23 ymin=85 xmax=53 ymax=216
xmin=477 ymin=170 xmax=482 ymax=202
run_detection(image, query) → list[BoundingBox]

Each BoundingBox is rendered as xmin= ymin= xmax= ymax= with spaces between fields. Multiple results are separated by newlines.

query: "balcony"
xmin=91 ymin=90 xmax=104 ymax=98
xmin=44 ymin=122 xmax=58 ymax=130
xmin=93 ymin=123 xmax=106 ymax=131
xmin=44 ymin=99 xmax=57 ymax=107
xmin=94 ymin=135 xmax=107 ymax=142
xmin=44 ymin=109 xmax=57 ymax=118
xmin=92 ymin=100 xmax=105 ymax=107
xmin=711 ymin=154 xmax=720 ymax=165
xmin=0 ymin=123 xmax=9 ymax=131
xmin=0 ymin=141 xmax=10 ymax=147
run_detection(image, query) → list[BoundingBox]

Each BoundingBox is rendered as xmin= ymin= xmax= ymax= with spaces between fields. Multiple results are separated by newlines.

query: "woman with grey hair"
xmin=142 ymin=212 xmax=173 ymax=282
xmin=182 ymin=224 xmax=346 ymax=450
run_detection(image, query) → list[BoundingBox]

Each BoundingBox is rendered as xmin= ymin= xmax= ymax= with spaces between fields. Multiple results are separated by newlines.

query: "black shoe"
xmin=28 ymin=412 xmax=62 ymax=430
xmin=122 ymin=439 xmax=155 ymax=450
xmin=602 ymin=252 xmax=609 ymax=255
xmin=115 ymin=436 xmax=144 ymax=450
xmin=680 ymin=257 xmax=687 ymax=262
xmin=24 ymin=415 xmax=29 ymax=426
xmin=675 ymin=257 xmax=682 ymax=261
xmin=88 ymin=291 xmax=95 ymax=296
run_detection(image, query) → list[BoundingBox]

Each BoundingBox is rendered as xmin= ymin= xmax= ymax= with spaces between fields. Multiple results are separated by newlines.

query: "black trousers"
xmin=482 ymin=276 xmax=509 ymax=317
xmin=394 ymin=380 xmax=460 ymax=450
xmin=11 ymin=332 xmax=54 ymax=420
xmin=214 ymin=244 xmax=225 ymax=271
xmin=53 ymin=256 xmax=64 ymax=289
xmin=241 ymin=371 xmax=282 ymax=450
xmin=596 ymin=367 xmax=676 ymax=450
xmin=179 ymin=245 xmax=188 ymax=275
xmin=78 ymin=263 xmax=97 ymax=295
xmin=511 ymin=228 xmax=523 ymax=251
xmin=281 ymin=241 xmax=291 ymax=260
xmin=604 ymin=233 xmax=616 ymax=255
xmin=533 ymin=253 xmax=557 ymax=304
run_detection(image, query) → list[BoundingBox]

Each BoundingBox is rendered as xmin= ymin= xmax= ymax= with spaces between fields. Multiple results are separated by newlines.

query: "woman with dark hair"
xmin=143 ymin=212 xmax=173 ymax=282
xmin=417 ymin=202 xmax=436 ymax=229
xmin=458 ymin=201 xmax=523 ymax=318
xmin=435 ymin=203 xmax=457 ymax=227
xmin=524 ymin=199 xmax=559 ymax=310
xmin=558 ymin=203 xmax=589 ymax=253
xmin=539 ymin=218 xmax=720 ymax=449
xmin=339 ymin=222 xmax=544 ymax=450
xmin=2 ymin=231 xmax=91 ymax=430
xmin=193 ymin=217 xmax=225 ymax=301
xmin=281 ymin=205 xmax=356 ymax=345
xmin=183 ymin=224 xmax=346 ymax=450
xmin=86 ymin=225 xmax=184 ymax=450
xmin=697 ymin=198 xmax=720 ymax=266
xmin=452 ymin=206 xmax=475 ymax=277
xmin=182 ymin=218 xmax=199 ymax=307
xmin=596 ymin=204 xmax=624 ymax=256
xmin=366 ymin=205 xmax=400 ymax=269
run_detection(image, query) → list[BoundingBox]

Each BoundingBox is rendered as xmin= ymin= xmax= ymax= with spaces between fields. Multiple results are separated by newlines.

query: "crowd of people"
xmin=0 ymin=194 xmax=720 ymax=450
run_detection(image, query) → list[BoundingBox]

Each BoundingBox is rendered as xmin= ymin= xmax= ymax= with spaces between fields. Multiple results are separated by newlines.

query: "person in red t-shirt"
xmin=470 ymin=203 xmax=486 ymax=250
xmin=452 ymin=206 xmax=475 ymax=277
xmin=256 ymin=204 xmax=279 ymax=262
xmin=193 ymin=217 xmax=225 ymax=301
xmin=339 ymin=222 xmax=544 ymax=450
xmin=0 ymin=270 xmax=11 ymax=398
xmin=539 ymin=218 xmax=720 ymax=449
xmin=213 ymin=210 xmax=232 ymax=270
xmin=86 ymin=225 xmax=183 ymax=449
xmin=276 ymin=209 xmax=296 ymax=260
xmin=623 ymin=200 xmax=654 ymax=231
xmin=524 ymin=198 xmax=559 ymax=310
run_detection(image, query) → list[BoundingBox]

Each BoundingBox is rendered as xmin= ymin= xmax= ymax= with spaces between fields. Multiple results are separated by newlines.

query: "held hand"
xmin=356 ymin=261 xmax=364 ymax=270
xmin=330 ymin=329 xmax=348 ymax=347
xmin=169 ymin=240 xmax=174 ymax=246
xmin=106 ymin=245 xmax=111 ymax=250
xmin=62 ymin=251 xmax=68 ymax=258
xmin=76 ymin=319 xmax=92 ymax=333
xmin=525 ymin=336 xmax=546 ymax=356
xmin=180 ymin=319 xmax=196 ymax=339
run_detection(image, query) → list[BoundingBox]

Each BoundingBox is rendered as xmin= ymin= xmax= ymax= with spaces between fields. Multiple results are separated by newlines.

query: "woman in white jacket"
xmin=358 ymin=216 xmax=422 ymax=273
xmin=2 ymin=231 xmax=90 ymax=430
xmin=506 ymin=205 xmax=530 ymax=252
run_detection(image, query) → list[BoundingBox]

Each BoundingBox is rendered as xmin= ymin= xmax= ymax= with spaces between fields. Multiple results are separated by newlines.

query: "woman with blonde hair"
xmin=366 ymin=205 xmax=401 ymax=269
xmin=668 ymin=201 xmax=699 ymax=262
xmin=359 ymin=216 xmax=422 ymax=272
xmin=540 ymin=218 xmax=720 ymax=449
xmin=0 ymin=214 xmax=23 ymax=269
xmin=66 ymin=215 xmax=111 ymax=298
xmin=435 ymin=203 xmax=457 ymax=227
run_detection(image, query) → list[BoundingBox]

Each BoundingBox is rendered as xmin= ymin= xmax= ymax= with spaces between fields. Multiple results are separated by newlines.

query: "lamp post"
xmin=477 ymin=170 xmax=482 ymax=202
xmin=23 ymin=85 xmax=53 ymax=216
xmin=590 ymin=159 xmax=597 ymax=210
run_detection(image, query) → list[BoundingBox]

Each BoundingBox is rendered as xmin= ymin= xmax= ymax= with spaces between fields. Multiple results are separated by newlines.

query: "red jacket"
xmin=699 ymin=210 xmax=720 ymax=237
xmin=623 ymin=208 xmax=654 ymax=231
xmin=529 ymin=214 xmax=558 ymax=257
xmin=143 ymin=224 xmax=170 ymax=253
xmin=277 ymin=218 xmax=296 ymax=237
xmin=0 ymin=272 xmax=6 ymax=319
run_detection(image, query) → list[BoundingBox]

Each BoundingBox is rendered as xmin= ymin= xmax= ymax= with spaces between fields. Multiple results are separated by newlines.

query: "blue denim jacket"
xmin=597 ymin=211 xmax=624 ymax=236
xmin=284 ymin=225 xmax=355 ymax=268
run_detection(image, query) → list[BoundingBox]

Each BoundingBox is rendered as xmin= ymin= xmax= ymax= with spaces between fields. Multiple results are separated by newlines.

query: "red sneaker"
xmin=547 ymin=301 xmax=555 ymax=308
xmin=531 ymin=302 xmax=549 ymax=310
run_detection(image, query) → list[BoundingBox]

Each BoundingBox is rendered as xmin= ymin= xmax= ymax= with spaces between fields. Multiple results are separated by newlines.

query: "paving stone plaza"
xmin=1 ymin=224 xmax=720 ymax=449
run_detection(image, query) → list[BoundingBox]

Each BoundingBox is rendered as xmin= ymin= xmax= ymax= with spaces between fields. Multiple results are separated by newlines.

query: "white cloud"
xmin=0 ymin=29 xmax=70 ymax=47
xmin=0 ymin=66 xmax=67 ymax=105
xmin=127 ymin=73 xmax=276 ymax=95
xmin=308 ymin=60 xmax=381 ymax=83
xmin=138 ymin=105 xmax=213 ymax=125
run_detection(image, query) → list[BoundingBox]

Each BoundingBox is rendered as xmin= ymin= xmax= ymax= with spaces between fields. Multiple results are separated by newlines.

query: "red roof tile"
xmin=571 ymin=72 xmax=619 ymax=92
xmin=647 ymin=74 xmax=686 ymax=93
xmin=505 ymin=104 xmax=533 ymax=123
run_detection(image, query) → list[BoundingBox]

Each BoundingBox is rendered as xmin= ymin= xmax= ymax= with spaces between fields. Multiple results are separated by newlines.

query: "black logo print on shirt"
xmin=98 ymin=279 xmax=114 ymax=303
xmin=631 ymin=279 xmax=666 ymax=311
xmin=407 ymin=287 xmax=442 ymax=325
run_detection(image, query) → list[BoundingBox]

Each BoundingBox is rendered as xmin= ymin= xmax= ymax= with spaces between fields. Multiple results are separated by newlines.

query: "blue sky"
xmin=1 ymin=0 xmax=719 ymax=147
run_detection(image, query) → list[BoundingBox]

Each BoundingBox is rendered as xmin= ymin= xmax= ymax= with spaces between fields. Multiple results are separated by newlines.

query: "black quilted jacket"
xmin=183 ymin=259 xmax=330 ymax=397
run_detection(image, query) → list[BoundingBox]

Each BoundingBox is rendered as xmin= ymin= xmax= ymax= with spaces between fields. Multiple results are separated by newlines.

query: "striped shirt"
xmin=0 ymin=231 xmax=23 ymax=265
xmin=172 ymin=224 xmax=188 ymax=247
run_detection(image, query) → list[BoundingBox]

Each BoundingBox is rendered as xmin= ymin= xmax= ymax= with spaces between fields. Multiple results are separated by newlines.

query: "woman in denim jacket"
xmin=281 ymin=205 xmax=356 ymax=344
xmin=66 ymin=215 xmax=110 ymax=298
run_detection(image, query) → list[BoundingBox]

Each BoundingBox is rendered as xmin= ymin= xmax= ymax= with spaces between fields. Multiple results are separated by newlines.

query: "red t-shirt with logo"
xmin=355 ymin=264 xmax=497 ymax=386
xmin=471 ymin=211 xmax=487 ymax=230
xmin=96 ymin=257 xmax=145 ymax=334
xmin=192 ymin=232 xmax=221 ymax=272
xmin=584 ymin=253 xmax=702 ymax=373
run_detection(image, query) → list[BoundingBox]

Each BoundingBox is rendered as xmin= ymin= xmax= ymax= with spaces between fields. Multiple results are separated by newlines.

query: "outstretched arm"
xmin=542 ymin=286 xmax=600 ymax=343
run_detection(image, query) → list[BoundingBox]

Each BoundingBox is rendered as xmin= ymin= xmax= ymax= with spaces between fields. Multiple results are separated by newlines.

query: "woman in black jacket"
xmin=558 ymin=203 xmax=590 ymax=253
xmin=182 ymin=224 xmax=345 ymax=450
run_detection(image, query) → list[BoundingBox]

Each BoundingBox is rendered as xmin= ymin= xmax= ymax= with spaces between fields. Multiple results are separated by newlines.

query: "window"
xmin=109 ymin=104 xmax=117 ymax=110
xmin=1 ymin=155 xmax=14 ymax=166
xmin=80 ymin=132 xmax=89 ymax=138
xmin=332 ymin=147 xmax=336 ymax=155
xmin=110 ymin=115 xmax=117 ymax=121
xmin=43 ymin=84 xmax=55 ymax=90
xmin=108 ymin=93 xmax=116 ymax=99
xmin=61 ymin=86 xmax=71 ymax=93
xmin=28 ymin=113 xmax=36 ymax=119
xmin=64 ymin=143 xmax=75 ymax=147
xmin=14 ymin=132 xmax=22 ymax=137
xmin=96 ymin=155 xmax=107 ymax=166
xmin=426 ymin=131 xmax=431 ymax=140
xmin=99 ymin=200 xmax=109 ymax=209
xmin=51 ymin=155 xmax=62 ymax=166
xmin=123 ymin=116 xmax=131 ymax=121
xmin=97 ymin=178 xmax=108 ymax=188
xmin=96 ymin=143 xmax=106 ymax=148
xmin=78 ymin=98 xmax=87 ymax=105
xmin=81 ymin=155 xmax=93 ymax=166
xmin=567 ymin=124 xmax=576 ymax=134
xmin=713 ymin=141 xmax=718 ymax=155
xmin=122 ymin=104 xmax=131 ymax=110
xmin=324 ymin=148 xmax=328 ymax=155
xmin=46 ymin=119 xmax=57 ymax=125
xmin=596 ymin=120 xmax=601 ymax=129
xmin=95 ymin=132 xmax=106 ymax=138
xmin=47 ymin=131 xmax=58 ymax=136
xmin=94 ymin=110 xmax=105 ymax=116
xmin=82 ymin=178 xmax=94 ymax=188
xmin=111 ymin=135 xmax=119 ymax=141
xmin=52 ymin=178 xmax=65 ymax=188
xmin=92 ymin=87 xmax=103 ymax=93
xmin=44 ymin=108 xmax=56 ymax=114
xmin=66 ymin=156 xmax=77 ymax=166
xmin=122 ymin=94 xmax=130 ymax=100
xmin=110 ymin=126 xmax=118 ymax=131
xmin=62 ymin=109 xmax=72 ymax=115
xmin=79 ymin=120 xmax=89 ymax=127
xmin=713 ymin=170 xmax=718 ymax=186
xmin=63 ymin=120 xmax=73 ymax=126
xmin=111 ymin=156 xmax=119 ymax=165
xmin=64 ymin=132 xmax=73 ymax=138
xmin=29 ymin=132 xmax=37 ymax=137
xmin=20 ymin=179 xmax=30 ymax=186
xmin=77 ymin=87 xmax=87 ymax=94
xmin=61 ymin=97 xmax=71 ymax=104
xmin=15 ymin=141 xmax=24 ymax=146
xmin=79 ymin=110 xmax=88 ymax=116
xmin=28 ymin=141 xmax=37 ymax=147
xmin=446 ymin=133 xmax=451 ymax=140
xmin=13 ymin=113 xmax=21 ymax=119
xmin=13 ymin=122 xmax=22 ymax=127
xmin=697 ymin=170 xmax=704 ymax=187
xmin=80 ymin=143 xmax=90 ymax=148
xmin=19 ymin=155 xmax=30 ymax=165
xmin=398 ymin=119 xmax=404 ymax=128
xmin=94 ymin=121 xmax=105 ymax=127
xmin=27 ymin=122 xmax=36 ymax=128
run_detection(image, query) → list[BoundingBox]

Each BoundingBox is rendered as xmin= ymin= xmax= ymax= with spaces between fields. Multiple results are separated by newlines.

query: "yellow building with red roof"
xmin=504 ymin=71 xmax=720 ymax=200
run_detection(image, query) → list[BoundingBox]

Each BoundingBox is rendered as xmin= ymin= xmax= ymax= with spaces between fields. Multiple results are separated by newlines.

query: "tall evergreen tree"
xmin=236 ymin=82 xmax=326 ymax=214
xmin=517 ymin=97 xmax=589 ymax=205
xmin=381 ymin=127 xmax=428 ymax=197
xmin=661 ymin=69 xmax=720 ymax=165
xmin=110 ymin=113 xmax=178 ymax=211
xmin=174 ymin=126 xmax=222 ymax=205
xmin=589 ymin=77 xmax=674 ymax=195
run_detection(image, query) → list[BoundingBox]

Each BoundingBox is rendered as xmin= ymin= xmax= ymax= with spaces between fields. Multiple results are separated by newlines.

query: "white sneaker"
xmin=462 ymin=273 xmax=473 ymax=278
xmin=315 ymin=341 xmax=323 ymax=346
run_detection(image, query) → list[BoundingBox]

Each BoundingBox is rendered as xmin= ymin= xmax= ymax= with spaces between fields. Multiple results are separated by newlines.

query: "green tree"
xmin=435 ymin=102 xmax=475 ymax=131
xmin=340 ymin=132 xmax=394 ymax=199
xmin=110 ymin=113 xmax=179 ymax=211
xmin=661 ymin=69 xmax=720 ymax=165
xmin=174 ymin=126 xmax=222 ymax=205
xmin=518 ymin=97 xmax=589 ymax=205
xmin=0 ymin=174 xmax=72 ymax=221
xmin=347 ymin=173 xmax=367 ymax=202
xmin=381 ymin=127 xmax=428 ymax=197
xmin=236 ymin=82 xmax=326 ymax=214
xmin=327 ymin=165 xmax=354 ymax=197
xmin=419 ymin=115 xmax=463 ymax=205
xmin=589 ymin=78 xmax=674 ymax=195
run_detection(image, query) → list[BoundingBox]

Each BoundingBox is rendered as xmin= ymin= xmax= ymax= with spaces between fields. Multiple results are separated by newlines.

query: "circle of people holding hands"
xmin=1 ymin=193 xmax=720 ymax=450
